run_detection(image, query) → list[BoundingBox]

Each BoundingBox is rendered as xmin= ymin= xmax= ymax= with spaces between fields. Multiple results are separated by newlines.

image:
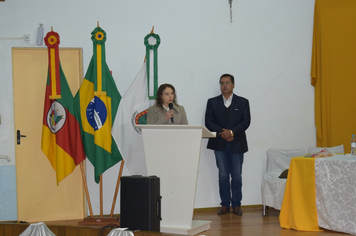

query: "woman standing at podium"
xmin=147 ymin=83 xmax=188 ymax=124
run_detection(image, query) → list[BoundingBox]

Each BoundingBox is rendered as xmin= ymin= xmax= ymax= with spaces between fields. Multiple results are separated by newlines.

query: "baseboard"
xmin=193 ymin=204 xmax=263 ymax=212
xmin=88 ymin=204 xmax=264 ymax=217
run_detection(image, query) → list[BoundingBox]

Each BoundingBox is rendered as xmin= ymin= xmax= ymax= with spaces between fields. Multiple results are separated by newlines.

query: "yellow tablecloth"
xmin=279 ymin=157 xmax=321 ymax=231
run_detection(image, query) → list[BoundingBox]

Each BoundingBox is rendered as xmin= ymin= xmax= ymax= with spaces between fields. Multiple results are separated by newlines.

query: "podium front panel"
xmin=141 ymin=127 xmax=203 ymax=229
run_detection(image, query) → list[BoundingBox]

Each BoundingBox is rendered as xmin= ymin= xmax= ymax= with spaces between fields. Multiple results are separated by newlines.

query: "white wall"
xmin=0 ymin=0 xmax=316 ymax=217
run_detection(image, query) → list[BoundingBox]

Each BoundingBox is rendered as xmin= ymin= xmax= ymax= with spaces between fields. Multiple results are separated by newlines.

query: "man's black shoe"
xmin=218 ymin=206 xmax=230 ymax=215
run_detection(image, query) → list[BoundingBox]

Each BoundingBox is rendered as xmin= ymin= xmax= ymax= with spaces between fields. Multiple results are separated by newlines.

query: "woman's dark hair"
xmin=155 ymin=83 xmax=178 ymax=108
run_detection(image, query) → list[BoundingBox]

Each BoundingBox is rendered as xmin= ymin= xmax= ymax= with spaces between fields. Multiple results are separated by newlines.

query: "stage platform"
xmin=0 ymin=218 xmax=165 ymax=236
xmin=0 ymin=206 xmax=266 ymax=236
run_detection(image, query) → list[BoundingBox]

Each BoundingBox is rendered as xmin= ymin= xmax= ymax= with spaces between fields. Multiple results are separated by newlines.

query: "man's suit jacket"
xmin=205 ymin=94 xmax=251 ymax=154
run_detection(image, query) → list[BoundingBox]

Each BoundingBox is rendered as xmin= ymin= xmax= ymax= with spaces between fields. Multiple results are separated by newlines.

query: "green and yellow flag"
xmin=74 ymin=27 xmax=122 ymax=183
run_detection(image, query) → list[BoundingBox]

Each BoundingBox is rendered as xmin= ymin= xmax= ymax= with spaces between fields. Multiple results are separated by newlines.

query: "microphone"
xmin=169 ymin=103 xmax=174 ymax=123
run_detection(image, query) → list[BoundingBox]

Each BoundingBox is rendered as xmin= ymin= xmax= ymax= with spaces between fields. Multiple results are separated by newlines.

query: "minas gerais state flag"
xmin=41 ymin=30 xmax=86 ymax=185
xmin=74 ymin=27 xmax=122 ymax=183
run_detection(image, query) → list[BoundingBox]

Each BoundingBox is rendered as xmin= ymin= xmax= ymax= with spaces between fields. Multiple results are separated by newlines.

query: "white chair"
xmin=19 ymin=222 xmax=55 ymax=236
xmin=107 ymin=228 xmax=134 ymax=236
xmin=261 ymin=148 xmax=305 ymax=215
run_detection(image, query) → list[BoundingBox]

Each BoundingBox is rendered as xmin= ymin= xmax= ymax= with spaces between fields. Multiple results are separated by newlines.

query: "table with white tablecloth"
xmin=280 ymin=154 xmax=356 ymax=235
xmin=315 ymin=155 xmax=356 ymax=235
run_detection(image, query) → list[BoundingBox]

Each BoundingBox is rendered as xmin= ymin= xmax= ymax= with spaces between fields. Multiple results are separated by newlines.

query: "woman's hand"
xmin=165 ymin=110 xmax=174 ymax=120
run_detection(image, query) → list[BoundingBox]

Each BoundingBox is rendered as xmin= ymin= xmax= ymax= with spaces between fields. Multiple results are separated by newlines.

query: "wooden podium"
xmin=136 ymin=125 xmax=215 ymax=235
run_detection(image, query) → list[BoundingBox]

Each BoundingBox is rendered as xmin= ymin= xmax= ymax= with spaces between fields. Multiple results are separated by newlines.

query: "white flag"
xmin=112 ymin=62 xmax=154 ymax=175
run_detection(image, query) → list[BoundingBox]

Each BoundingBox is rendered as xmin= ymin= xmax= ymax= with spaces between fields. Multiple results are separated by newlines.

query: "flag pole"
xmin=97 ymin=20 xmax=103 ymax=219
xmin=80 ymin=162 xmax=94 ymax=217
xmin=80 ymin=172 xmax=119 ymax=225
xmin=100 ymin=175 xmax=103 ymax=218
xmin=110 ymin=159 xmax=125 ymax=217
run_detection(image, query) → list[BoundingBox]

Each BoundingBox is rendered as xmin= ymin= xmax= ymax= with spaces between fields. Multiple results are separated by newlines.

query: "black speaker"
xmin=120 ymin=175 xmax=161 ymax=232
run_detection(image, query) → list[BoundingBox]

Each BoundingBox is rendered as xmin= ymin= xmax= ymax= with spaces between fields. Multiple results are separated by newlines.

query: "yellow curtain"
xmin=311 ymin=0 xmax=356 ymax=152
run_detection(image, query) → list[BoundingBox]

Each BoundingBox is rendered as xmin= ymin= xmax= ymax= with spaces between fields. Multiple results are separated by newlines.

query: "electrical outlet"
xmin=24 ymin=34 xmax=30 ymax=42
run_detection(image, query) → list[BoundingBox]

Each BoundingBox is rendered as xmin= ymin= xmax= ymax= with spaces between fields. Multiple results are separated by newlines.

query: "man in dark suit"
xmin=205 ymin=73 xmax=251 ymax=215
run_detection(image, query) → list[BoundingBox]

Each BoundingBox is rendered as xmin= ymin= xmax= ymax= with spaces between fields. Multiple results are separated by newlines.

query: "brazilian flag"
xmin=74 ymin=27 xmax=122 ymax=183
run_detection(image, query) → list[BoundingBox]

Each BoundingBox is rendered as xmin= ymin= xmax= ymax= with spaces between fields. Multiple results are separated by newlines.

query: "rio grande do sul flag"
xmin=74 ymin=26 xmax=122 ymax=184
xmin=41 ymin=30 xmax=86 ymax=185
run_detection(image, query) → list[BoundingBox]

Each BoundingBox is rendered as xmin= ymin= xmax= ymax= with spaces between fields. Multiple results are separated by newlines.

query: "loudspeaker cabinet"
xmin=120 ymin=175 xmax=161 ymax=232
